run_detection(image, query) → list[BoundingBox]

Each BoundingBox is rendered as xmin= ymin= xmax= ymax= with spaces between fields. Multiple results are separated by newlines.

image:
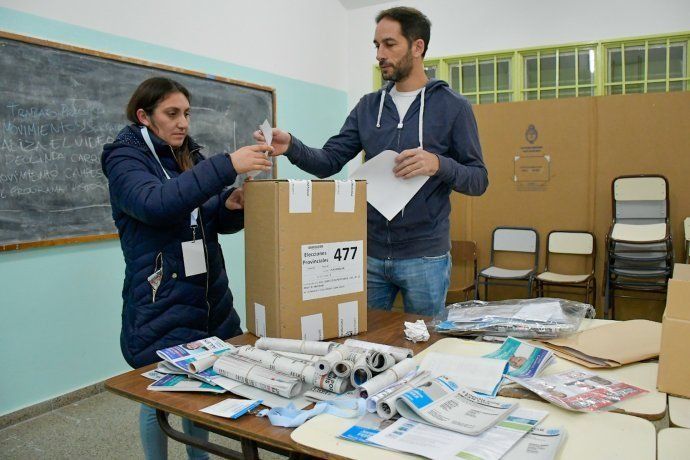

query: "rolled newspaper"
xmin=365 ymin=369 xmax=425 ymax=412
xmin=188 ymin=355 xmax=219 ymax=374
xmin=255 ymin=337 xmax=334 ymax=356
xmin=358 ymin=358 xmax=418 ymax=399
xmin=375 ymin=371 xmax=432 ymax=419
xmin=316 ymin=346 xmax=355 ymax=375
xmin=332 ymin=359 xmax=354 ymax=378
xmin=350 ymin=354 xmax=373 ymax=388
xmin=344 ymin=339 xmax=413 ymax=362
xmin=213 ymin=354 xmax=303 ymax=398
xmin=366 ymin=351 xmax=396 ymax=372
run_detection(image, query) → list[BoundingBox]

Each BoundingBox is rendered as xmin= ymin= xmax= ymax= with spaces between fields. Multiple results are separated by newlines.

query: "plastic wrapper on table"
xmin=434 ymin=297 xmax=595 ymax=339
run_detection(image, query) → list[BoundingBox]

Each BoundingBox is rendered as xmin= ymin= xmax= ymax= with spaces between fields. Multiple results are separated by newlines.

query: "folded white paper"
xmin=349 ymin=150 xmax=428 ymax=221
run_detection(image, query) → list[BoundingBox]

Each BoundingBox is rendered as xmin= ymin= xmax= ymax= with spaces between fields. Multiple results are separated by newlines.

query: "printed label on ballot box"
xmin=301 ymin=240 xmax=364 ymax=301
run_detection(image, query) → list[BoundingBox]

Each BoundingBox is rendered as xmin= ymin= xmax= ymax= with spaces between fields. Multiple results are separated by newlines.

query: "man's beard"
xmin=381 ymin=49 xmax=413 ymax=82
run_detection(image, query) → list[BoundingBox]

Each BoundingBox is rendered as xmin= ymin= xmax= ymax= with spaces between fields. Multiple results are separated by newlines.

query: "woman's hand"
xmin=225 ymin=187 xmax=244 ymax=210
xmin=229 ymin=145 xmax=273 ymax=174
xmin=252 ymin=128 xmax=291 ymax=156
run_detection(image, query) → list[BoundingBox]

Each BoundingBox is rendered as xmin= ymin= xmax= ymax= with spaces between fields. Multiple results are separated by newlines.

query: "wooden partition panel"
xmin=452 ymin=91 xmax=690 ymax=319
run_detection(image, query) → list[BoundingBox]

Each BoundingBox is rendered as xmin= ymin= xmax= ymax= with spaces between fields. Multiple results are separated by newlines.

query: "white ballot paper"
xmin=200 ymin=398 xmax=262 ymax=419
xmin=395 ymin=376 xmax=517 ymax=435
xmin=349 ymin=150 xmax=428 ymax=221
xmin=369 ymin=407 xmax=548 ymax=460
xmin=247 ymin=119 xmax=273 ymax=178
xmin=419 ymin=352 xmax=508 ymax=396
xmin=503 ymin=426 xmax=566 ymax=460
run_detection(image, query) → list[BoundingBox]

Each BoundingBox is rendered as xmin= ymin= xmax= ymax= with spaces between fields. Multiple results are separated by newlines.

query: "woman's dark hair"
xmin=127 ymin=77 xmax=194 ymax=171
xmin=376 ymin=7 xmax=431 ymax=57
xmin=126 ymin=77 xmax=191 ymax=125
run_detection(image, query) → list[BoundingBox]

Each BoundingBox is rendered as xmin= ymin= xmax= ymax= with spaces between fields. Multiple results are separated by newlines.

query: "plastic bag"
xmin=434 ymin=298 xmax=595 ymax=339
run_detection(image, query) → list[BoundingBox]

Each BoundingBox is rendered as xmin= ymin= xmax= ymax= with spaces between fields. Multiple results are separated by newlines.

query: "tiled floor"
xmin=0 ymin=392 xmax=286 ymax=459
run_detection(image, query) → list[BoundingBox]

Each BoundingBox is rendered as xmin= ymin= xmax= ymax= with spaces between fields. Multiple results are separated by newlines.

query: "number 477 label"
xmin=301 ymin=240 xmax=364 ymax=301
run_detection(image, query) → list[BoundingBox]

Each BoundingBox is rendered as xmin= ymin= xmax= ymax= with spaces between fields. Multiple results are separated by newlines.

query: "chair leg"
xmin=484 ymin=281 xmax=489 ymax=301
xmin=592 ymin=279 xmax=597 ymax=310
xmin=527 ymin=278 xmax=533 ymax=299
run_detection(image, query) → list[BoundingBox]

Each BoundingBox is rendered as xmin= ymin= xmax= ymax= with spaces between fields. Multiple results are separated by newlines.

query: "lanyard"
xmin=141 ymin=127 xmax=198 ymax=228
xmin=257 ymin=398 xmax=366 ymax=428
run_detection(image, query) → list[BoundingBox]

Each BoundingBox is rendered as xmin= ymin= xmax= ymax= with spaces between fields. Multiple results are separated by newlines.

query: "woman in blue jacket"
xmin=102 ymin=77 xmax=271 ymax=459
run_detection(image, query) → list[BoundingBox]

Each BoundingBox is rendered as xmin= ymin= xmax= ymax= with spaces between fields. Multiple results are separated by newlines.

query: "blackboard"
xmin=0 ymin=32 xmax=275 ymax=250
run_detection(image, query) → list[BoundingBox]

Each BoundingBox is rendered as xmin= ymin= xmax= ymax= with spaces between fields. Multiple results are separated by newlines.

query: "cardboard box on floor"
xmin=657 ymin=263 xmax=690 ymax=397
xmin=244 ymin=179 xmax=367 ymax=340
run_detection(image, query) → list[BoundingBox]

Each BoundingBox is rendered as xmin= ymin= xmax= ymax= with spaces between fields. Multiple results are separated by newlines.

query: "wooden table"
xmin=105 ymin=310 xmax=662 ymax=459
xmin=105 ymin=310 xmax=443 ymax=459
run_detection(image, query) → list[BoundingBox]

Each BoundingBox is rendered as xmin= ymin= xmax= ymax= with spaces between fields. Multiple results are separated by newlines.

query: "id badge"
xmin=181 ymin=240 xmax=207 ymax=276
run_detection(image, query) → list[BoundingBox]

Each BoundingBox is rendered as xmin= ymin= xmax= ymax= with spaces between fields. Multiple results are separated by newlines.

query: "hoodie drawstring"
xmin=418 ymin=86 xmax=426 ymax=149
xmin=376 ymin=89 xmax=386 ymax=128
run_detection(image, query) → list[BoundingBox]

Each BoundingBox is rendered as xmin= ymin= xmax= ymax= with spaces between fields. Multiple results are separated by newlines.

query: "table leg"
xmin=155 ymin=409 xmax=245 ymax=459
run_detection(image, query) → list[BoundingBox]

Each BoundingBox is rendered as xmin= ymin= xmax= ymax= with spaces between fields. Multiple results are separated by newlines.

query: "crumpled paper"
xmin=404 ymin=319 xmax=430 ymax=343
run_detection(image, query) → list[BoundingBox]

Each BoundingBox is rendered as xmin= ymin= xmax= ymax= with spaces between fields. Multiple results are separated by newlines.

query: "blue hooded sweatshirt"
xmin=101 ymin=125 xmax=243 ymax=368
xmin=284 ymin=79 xmax=488 ymax=259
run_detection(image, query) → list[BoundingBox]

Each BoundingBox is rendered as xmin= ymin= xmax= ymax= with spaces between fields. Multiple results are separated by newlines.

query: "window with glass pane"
xmin=451 ymin=57 xmax=511 ymax=104
xmin=607 ymin=40 xmax=688 ymax=94
xmin=522 ymin=47 xmax=595 ymax=99
xmin=424 ymin=65 xmax=437 ymax=79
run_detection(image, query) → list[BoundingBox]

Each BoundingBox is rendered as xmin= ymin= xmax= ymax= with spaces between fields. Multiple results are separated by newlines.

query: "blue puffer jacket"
xmin=285 ymin=79 xmax=488 ymax=259
xmin=102 ymin=125 xmax=243 ymax=368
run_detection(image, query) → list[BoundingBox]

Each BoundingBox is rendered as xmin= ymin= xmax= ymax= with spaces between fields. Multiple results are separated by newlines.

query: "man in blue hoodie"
xmin=256 ymin=7 xmax=488 ymax=317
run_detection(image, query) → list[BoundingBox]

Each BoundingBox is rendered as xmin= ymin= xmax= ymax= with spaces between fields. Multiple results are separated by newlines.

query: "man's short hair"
xmin=376 ymin=7 xmax=431 ymax=57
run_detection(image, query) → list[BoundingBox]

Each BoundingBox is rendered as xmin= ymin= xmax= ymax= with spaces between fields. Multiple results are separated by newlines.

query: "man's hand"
xmin=393 ymin=148 xmax=440 ymax=179
xmin=224 ymin=187 xmax=244 ymax=210
xmin=253 ymin=128 xmax=292 ymax=156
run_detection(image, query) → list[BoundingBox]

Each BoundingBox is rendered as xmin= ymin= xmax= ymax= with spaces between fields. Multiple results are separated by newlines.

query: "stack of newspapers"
xmin=339 ymin=370 xmax=566 ymax=460
xmin=144 ymin=336 xmax=417 ymax=409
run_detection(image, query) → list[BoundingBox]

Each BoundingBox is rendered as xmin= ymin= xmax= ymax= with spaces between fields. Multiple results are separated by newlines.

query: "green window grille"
xmin=448 ymin=56 xmax=512 ymax=104
xmin=372 ymin=32 xmax=690 ymax=102
xmin=521 ymin=47 xmax=596 ymax=100
xmin=606 ymin=39 xmax=688 ymax=94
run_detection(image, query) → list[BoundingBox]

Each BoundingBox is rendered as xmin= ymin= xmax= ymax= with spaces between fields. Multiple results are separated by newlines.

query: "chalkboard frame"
xmin=0 ymin=31 xmax=277 ymax=252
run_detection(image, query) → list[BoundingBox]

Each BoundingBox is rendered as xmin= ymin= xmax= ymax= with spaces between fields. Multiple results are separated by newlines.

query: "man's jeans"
xmin=367 ymin=253 xmax=451 ymax=317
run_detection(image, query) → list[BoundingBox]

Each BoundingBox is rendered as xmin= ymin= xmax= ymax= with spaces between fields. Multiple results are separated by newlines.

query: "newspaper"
xmin=419 ymin=352 xmax=508 ymax=396
xmin=255 ymin=337 xmax=335 ymax=356
xmin=358 ymin=358 xmax=417 ymax=398
xmin=147 ymin=374 xmax=226 ymax=393
xmin=483 ymin=337 xmax=554 ymax=378
xmin=368 ymin=407 xmax=548 ymax=460
xmin=503 ymin=426 xmax=566 ymax=460
xmin=213 ymin=354 xmax=303 ymax=398
xmin=155 ymin=337 xmax=241 ymax=391
xmin=156 ymin=336 xmax=234 ymax=373
xmin=376 ymin=371 xmax=433 ymax=419
xmin=338 ymin=412 xmax=398 ymax=449
xmin=344 ymin=339 xmax=413 ymax=362
xmin=395 ymin=376 xmax=518 ymax=435
xmin=305 ymin=388 xmax=358 ymax=403
xmin=232 ymin=345 xmax=350 ymax=393
xmin=364 ymin=369 xmax=421 ymax=412
xmin=508 ymin=369 xmax=647 ymax=412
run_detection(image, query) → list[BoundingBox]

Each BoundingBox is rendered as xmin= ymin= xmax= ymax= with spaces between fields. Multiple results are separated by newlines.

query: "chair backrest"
xmin=493 ymin=227 xmax=538 ymax=253
xmin=613 ymin=175 xmax=668 ymax=221
xmin=451 ymin=240 xmax=477 ymax=264
xmin=548 ymin=231 xmax=594 ymax=255
xmin=685 ymin=217 xmax=690 ymax=263
xmin=546 ymin=230 xmax=596 ymax=274
xmin=491 ymin=227 xmax=539 ymax=270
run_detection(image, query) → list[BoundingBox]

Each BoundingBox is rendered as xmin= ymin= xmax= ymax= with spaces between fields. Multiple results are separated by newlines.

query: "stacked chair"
xmin=604 ymin=174 xmax=674 ymax=319
xmin=446 ymin=240 xmax=478 ymax=303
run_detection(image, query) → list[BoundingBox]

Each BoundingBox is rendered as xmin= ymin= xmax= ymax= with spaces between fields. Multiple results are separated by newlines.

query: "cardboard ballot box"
xmin=657 ymin=263 xmax=690 ymax=398
xmin=244 ymin=179 xmax=367 ymax=340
